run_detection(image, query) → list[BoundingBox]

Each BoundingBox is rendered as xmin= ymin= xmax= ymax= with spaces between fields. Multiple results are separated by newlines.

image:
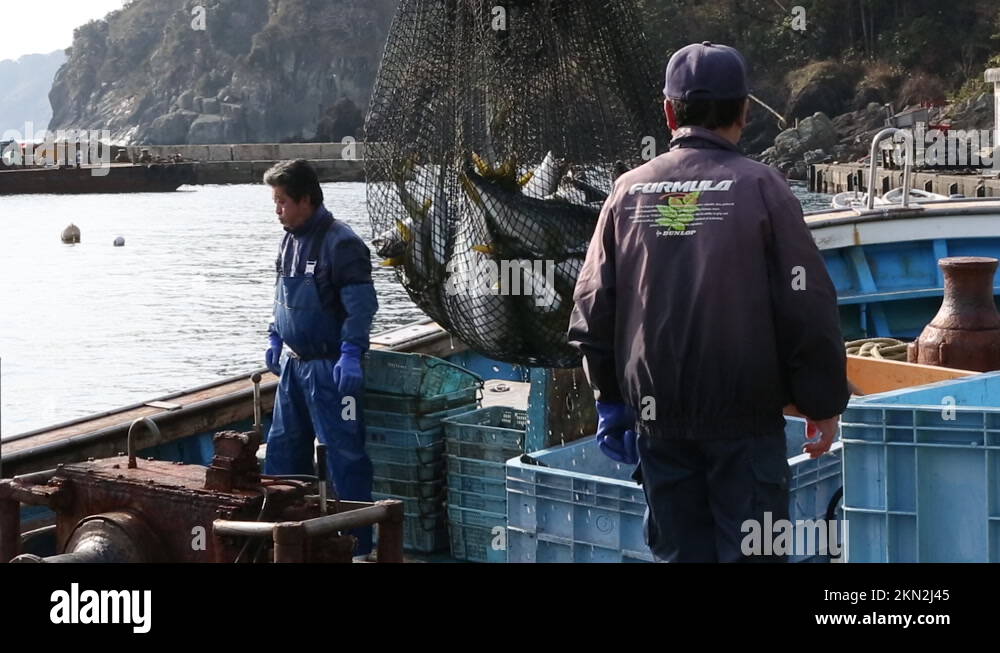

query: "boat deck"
xmin=1 ymin=321 xmax=468 ymax=477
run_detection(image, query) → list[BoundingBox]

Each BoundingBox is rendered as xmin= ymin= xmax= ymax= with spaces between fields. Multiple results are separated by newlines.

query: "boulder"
xmin=803 ymin=149 xmax=832 ymax=165
xmin=785 ymin=61 xmax=860 ymax=122
xmin=188 ymin=115 xmax=226 ymax=144
xmin=797 ymin=112 xmax=838 ymax=152
xmin=177 ymin=90 xmax=195 ymax=111
xmin=145 ymin=110 xmax=198 ymax=145
xmin=201 ymin=97 xmax=220 ymax=115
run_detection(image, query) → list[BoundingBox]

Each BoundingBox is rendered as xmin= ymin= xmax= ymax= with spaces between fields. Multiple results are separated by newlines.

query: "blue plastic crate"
xmin=367 ymin=424 xmax=444 ymax=449
xmin=506 ymin=419 xmax=842 ymax=563
xmin=365 ymin=404 xmax=479 ymax=431
xmin=366 ymin=440 xmax=445 ymax=466
xmin=372 ymin=459 xmax=445 ymax=483
xmin=448 ymin=488 xmax=507 ymax=514
xmin=366 ymin=388 xmax=480 ymax=415
xmin=364 ymin=350 xmax=483 ymax=398
xmin=446 ymin=455 xmax=506 ymax=481
xmin=447 ymin=472 xmax=506 ymax=498
xmin=841 ymin=371 xmax=1000 ymax=562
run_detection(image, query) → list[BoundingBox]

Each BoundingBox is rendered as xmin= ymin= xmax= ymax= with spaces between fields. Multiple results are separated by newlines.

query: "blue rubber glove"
xmin=596 ymin=401 xmax=639 ymax=465
xmin=333 ymin=342 xmax=365 ymax=397
xmin=266 ymin=332 xmax=283 ymax=376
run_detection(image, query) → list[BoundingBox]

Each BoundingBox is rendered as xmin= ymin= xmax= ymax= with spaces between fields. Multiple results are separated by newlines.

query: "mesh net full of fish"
xmin=365 ymin=0 xmax=667 ymax=368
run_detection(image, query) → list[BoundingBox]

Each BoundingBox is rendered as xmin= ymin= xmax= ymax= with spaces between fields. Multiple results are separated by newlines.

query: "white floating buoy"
xmin=61 ymin=224 xmax=81 ymax=244
xmin=114 ymin=237 xmax=125 ymax=247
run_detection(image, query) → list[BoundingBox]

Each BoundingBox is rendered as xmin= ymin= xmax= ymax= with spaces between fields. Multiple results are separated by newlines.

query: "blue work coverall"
xmin=265 ymin=205 xmax=379 ymax=555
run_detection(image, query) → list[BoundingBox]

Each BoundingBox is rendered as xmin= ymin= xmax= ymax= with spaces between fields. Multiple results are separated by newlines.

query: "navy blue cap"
xmin=664 ymin=41 xmax=749 ymax=101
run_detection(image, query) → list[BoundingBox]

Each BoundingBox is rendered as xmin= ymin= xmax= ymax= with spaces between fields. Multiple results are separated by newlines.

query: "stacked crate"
xmin=364 ymin=350 xmax=481 ymax=553
xmin=442 ymin=407 xmax=528 ymax=562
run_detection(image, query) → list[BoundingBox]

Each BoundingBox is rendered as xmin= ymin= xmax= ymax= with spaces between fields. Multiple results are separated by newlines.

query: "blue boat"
xmin=807 ymin=128 xmax=1000 ymax=340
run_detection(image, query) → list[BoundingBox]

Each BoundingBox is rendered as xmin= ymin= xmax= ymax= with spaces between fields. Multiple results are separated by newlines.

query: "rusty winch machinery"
xmin=0 ymin=374 xmax=404 ymax=564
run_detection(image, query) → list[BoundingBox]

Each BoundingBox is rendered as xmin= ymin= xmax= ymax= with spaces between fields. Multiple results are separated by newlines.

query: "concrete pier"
xmin=809 ymin=163 xmax=1000 ymax=197
xmin=125 ymin=142 xmax=367 ymax=185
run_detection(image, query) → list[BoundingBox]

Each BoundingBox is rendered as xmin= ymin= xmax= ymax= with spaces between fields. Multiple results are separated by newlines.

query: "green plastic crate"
xmin=445 ymin=440 xmax=521 ymax=463
xmin=365 ymin=404 xmax=478 ymax=431
xmin=366 ymin=388 xmax=480 ymax=416
xmin=446 ymin=455 xmax=506 ymax=481
xmin=447 ymin=471 xmax=506 ymax=498
xmin=372 ymin=459 xmax=445 ymax=483
xmin=374 ymin=511 xmax=449 ymax=553
xmin=448 ymin=488 xmax=506 ymax=514
xmin=367 ymin=424 xmax=444 ymax=449
xmin=442 ymin=406 xmax=528 ymax=450
xmin=367 ymin=440 xmax=445 ymax=466
xmin=372 ymin=477 xmax=444 ymax=499
xmin=364 ymin=350 xmax=483 ymax=398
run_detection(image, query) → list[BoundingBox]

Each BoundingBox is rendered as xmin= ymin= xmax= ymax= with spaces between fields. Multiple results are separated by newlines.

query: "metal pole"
xmin=987 ymin=68 xmax=1000 ymax=173
xmin=374 ymin=500 xmax=405 ymax=563
xmin=272 ymin=523 xmax=305 ymax=563
xmin=316 ymin=444 xmax=328 ymax=516
xmin=251 ymin=373 xmax=263 ymax=440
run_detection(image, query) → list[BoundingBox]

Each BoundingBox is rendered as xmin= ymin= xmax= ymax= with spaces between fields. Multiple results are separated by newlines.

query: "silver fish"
xmin=522 ymin=151 xmax=568 ymax=200
xmin=461 ymin=168 xmax=599 ymax=261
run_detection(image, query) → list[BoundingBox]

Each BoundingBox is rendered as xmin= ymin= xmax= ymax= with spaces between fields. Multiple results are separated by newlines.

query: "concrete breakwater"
xmin=125 ymin=142 xmax=367 ymax=185
xmin=810 ymin=163 xmax=1000 ymax=198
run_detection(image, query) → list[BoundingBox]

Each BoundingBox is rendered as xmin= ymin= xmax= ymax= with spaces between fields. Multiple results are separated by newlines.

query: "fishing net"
xmin=365 ymin=0 xmax=667 ymax=368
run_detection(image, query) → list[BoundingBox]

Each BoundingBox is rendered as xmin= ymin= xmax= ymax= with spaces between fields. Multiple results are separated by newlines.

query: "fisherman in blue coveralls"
xmin=263 ymin=159 xmax=378 ymax=557
xmin=569 ymin=44 xmax=850 ymax=562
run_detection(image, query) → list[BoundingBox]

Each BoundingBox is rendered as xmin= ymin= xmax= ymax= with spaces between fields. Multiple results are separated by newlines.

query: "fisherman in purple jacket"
xmin=568 ymin=42 xmax=850 ymax=562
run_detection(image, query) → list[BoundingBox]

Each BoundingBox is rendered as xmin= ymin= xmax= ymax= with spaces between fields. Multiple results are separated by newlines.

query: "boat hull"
xmin=807 ymin=201 xmax=1000 ymax=339
xmin=0 ymin=163 xmax=195 ymax=194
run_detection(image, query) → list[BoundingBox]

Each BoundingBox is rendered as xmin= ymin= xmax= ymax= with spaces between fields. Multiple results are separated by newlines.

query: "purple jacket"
xmin=568 ymin=126 xmax=849 ymax=439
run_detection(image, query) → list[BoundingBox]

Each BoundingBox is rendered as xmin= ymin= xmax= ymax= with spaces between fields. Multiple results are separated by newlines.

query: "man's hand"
xmin=333 ymin=343 xmax=365 ymax=397
xmin=266 ymin=333 xmax=283 ymax=376
xmin=804 ymin=416 xmax=840 ymax=459
xmin=596 ymin=401 xmax=639 ymax=465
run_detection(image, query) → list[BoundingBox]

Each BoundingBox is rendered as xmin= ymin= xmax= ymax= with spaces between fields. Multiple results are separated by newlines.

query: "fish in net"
xmin=365 ymin=0 xmax=667 ymax=368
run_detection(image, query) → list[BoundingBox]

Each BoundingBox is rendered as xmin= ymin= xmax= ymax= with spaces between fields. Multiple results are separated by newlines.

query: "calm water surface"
xmin=0 ymin=181 xmax=830 ymax=436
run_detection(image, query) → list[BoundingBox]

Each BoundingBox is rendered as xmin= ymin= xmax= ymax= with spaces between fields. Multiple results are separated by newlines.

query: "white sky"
xmin=0 ymin=0 xmax=127 ymax=62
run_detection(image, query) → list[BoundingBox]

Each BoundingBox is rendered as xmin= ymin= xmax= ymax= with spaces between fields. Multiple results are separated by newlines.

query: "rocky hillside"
xmin=0 ymin=51 xmax=66 ymax=132
xmin=48 ymin=0 xmax=397 ymax=145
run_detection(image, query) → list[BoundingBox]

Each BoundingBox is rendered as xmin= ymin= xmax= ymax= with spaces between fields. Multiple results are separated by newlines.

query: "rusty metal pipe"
xmin=214 ymin=504 xmax=393 ymax=540
xmin=213 ymin=520 xmax=274 ymax=538
xmin=11 ymin=468 xmax=59 ymax=485
xmin=127 ymin=417 xmax=160 ymax=469
xmin=301 ymin=505 xmax=390 ymax=537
